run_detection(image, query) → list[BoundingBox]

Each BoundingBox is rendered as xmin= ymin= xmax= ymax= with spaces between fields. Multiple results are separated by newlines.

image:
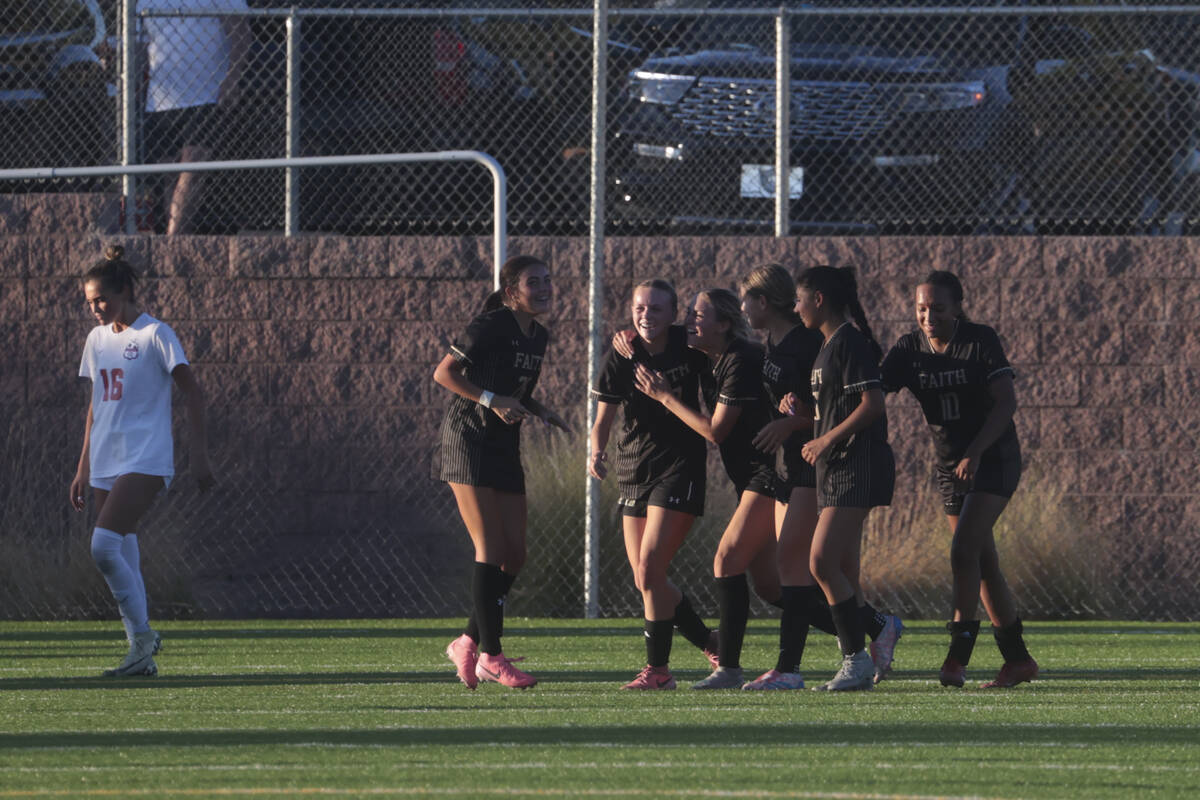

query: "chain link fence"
xmin=5 ymin=2 xmax=1200 ymax=234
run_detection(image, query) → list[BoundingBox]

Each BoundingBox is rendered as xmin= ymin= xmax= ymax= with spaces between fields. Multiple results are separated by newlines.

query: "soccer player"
xmin=880 ymin=270 xmax=1038 ymax=689
xmin=589 ymin=279 xmax=718 ymax=690
xmin=742 ymin=264 xmax=904 ymax=690
xmin=70 ymin=245 xmax=213 ymax=677
xmin=435 ymin=255 xmax=570 ymax=690
xmin=794 ymin=266 xmax=895 ymax=692
xmin=633 ymin=289 xmax=782 ymax=689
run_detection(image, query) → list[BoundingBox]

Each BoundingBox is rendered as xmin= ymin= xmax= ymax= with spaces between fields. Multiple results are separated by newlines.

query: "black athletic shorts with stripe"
xmin=619 ymin=469 xmax=706 ymax=518
xmin=935 ymin=448 xmax=1022 ymax=516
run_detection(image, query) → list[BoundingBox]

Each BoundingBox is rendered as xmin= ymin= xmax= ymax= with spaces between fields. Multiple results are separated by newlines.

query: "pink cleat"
xmin=445 ymin=634 xmax=479 ymax=690
xmin=622 ymin=664 xmax=676 ymax=690
xmin=939 ymin=656 xmax=966 ymax=688
xmin=702 ymin=629 xmax=720 ymax=670
xmin=742 ymin=668 xmax=805 ymax=690
xmin=475 ymin=652 xmax=537 ymax=689
xmin=981 ymin=658 xmax=1038 ymax=689
xmin=870 ymin=615 xmax=904 ymax=684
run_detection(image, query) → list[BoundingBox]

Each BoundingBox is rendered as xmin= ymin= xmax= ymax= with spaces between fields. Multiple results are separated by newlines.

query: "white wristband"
xmin=478 ymin=390 xmax=495 ymax=408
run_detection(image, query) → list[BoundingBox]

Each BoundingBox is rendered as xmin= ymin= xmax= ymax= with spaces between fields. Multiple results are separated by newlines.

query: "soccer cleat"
xmin=103 ymin=629 xmax=159 ymax=677
xmin=622 ymin=664 xmax=676 ymax=690
xmin=475 ymin=652 xmax=537 ymax=689
xmin=813 ymin=650 xmax=874 ymax=692
xmin=870 ymin=614 xmax=904 ymax=684
xmin=742 ymin=669 xmax=805 ymax=690
xmin=981 ymin=657 xmax=1039 ymax=689
xmin=125 ymin=630 xmax=162 ymax=654
xmin=702 ymin=629 xmax=720 ymax=670
xmin=939 ymin=656 xmax=966 ymax=688
xmin=691 ymin=666 xmax=744 ymax=690
xmin=445 ymin=633 xmax=479 ymax=690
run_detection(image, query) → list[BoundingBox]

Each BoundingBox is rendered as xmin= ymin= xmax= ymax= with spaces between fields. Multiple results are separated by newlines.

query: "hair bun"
xmin=104 ymin=244 xmax=125 ymax=261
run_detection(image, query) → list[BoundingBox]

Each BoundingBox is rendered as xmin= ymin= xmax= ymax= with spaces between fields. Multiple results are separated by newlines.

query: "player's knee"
xmin=90 ymin=530 xmax=121 ymax=571
xmin=950 ymin=537 xmax=982 ymax=573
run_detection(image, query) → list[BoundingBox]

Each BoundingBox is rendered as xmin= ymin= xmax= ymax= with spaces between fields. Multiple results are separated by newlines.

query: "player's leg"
xmin=623 ymin=507 xmax=691 ymax=689
xmin=810 ymin=506 xmax=874 ymax=691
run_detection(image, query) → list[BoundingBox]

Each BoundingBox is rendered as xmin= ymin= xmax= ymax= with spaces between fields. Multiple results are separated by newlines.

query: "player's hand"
xmin=752 ymin=418 xmax=793 ymax=453
xmin=954 ymin=453 xmax=979 ymax=483
xmin=588 ymin=450 xmax=608 ymax=480
xmin=69 ymin=474 xmax=87 ymax=511
xmin=540 ymin=408 xmax=573 ymax=434
xmin=633 ymin=363 xmax=671 ymax=403
xmin=779 ymin=392 xmax=799 ymax=416
xmin=801 ymin=434 xmax=832 ymax=465
xmin=612 ymin=329 xmax=637 ymax=359
xmin=491 ymin=395 xmax=530 ymax=425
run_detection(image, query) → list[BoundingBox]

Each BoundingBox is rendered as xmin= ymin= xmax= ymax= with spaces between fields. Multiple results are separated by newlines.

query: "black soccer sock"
xmin=496 ymin=571 xmax=517 ymax=638
xmin=775 ymin=585 xmax=809 ymax=674
xmin=716 ymin=574 xmax=749 ymax=669
xmin=472 ymin=562 xmax=507 ymax=656
xmin=804 ymin=588 xmax=838 ymax=636
xmin=859 ymin=601 xmax=888 ymax=640
xmin=645 ymin=619 xmax=674 ymax=668
xmin=993 ymin=617 xmax=1032 ymax=663
xmin=767 ymin=594 xmax=785 ymax=610
xmin=465 ymin=570 xmax=516 ymax=642
xmin=947 ymin=619 xmax=981 ymax=665
xmin=831 ymin=597 xmax=866 ymax=657
xmin=672 ymin=593 xmax=712 ymax=651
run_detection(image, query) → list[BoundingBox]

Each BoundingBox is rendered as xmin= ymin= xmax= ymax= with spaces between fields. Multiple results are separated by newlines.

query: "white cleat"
xmin=104 ymin=629 xmax=159 ymax=677
xmin=813 ymin=649 xmax=874 ymax=692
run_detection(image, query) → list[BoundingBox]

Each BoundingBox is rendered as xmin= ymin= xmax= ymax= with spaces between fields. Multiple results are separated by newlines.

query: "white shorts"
xmin=90 ymin=474 xmax=173 ymax=492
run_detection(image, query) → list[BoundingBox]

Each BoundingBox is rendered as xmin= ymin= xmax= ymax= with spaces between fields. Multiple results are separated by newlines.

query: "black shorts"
xmin=143 ymin=104 xmax=221 ymax=164
xmin=436 ymin=441 xmax=525 ymax=494
xmin=619 ymin=471 xmax=705 ymax=518
xmin=816 ymin=440 xmax=895 ymax=510
xmin=936 ymin=454 xmax=1021 ymax=516
xmin=777 ymin=446 xmax=817 ymax=503
xmin=731 ymin=462 xmax=780 ymax=501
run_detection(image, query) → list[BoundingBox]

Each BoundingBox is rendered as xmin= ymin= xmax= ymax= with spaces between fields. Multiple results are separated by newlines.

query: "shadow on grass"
xmin=1 ymin=721 xmax=1196 ymax=751
xmin=0 ymin=626 xmax=634 ymax=643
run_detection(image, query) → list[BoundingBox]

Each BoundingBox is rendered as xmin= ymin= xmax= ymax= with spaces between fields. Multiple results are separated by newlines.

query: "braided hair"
xmin=796 ymin=265 xmax=882 ymax=362
xmin=83 ymin=245 xmax=140 ymax=301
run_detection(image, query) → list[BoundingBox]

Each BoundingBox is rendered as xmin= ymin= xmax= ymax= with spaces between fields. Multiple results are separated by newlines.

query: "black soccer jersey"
xmin=880 ymin=320 xmax=1019 ymax=467
xmin=591 ymin=325 xmax=708 ymax=488
xmin=702 ymin=337 xmax=777 ymax=489
xmin=810 ymin=322 xmax=889 ymax=462
xmin=763 ymin=324 xmax=823 ymax=448
xmin=441 ymin=307 xmax=548 ymax=453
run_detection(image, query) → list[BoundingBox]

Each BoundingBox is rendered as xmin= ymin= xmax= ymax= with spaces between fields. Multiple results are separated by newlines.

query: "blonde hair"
xmin=740 ymin=263 xmax=800 ymax=324
xmin=699 ymin=288 xmax=752 ymax=342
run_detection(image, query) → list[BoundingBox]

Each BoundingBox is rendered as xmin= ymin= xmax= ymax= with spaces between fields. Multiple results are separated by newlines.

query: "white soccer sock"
xmin=120 ymin=533 xmax=151 ymax=636
xmin=90 ymin=528 xmax=150 ymax=635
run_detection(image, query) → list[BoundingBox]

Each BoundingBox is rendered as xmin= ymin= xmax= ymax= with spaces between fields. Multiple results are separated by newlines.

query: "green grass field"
xmin=1 ymin=619 xmax=1198 ymax=799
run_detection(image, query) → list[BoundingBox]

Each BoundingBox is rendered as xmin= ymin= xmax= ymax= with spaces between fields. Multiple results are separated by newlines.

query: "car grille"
xmin=672 ymin=77 xmax=897 ymax=142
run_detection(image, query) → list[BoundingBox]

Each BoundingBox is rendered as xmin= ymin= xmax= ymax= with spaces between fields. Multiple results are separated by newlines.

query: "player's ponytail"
xmin=922 ymin=270 xmax=969 ymax=321
xmin=483 ymin=254 xmax=548 ymax=313
xmin=83 ymin=244 xmax=140 ymax=301
xmin=701 ymin=288 xmax=752 ymax=343
xmin=797 ymin=265 xmax=881 ymax=362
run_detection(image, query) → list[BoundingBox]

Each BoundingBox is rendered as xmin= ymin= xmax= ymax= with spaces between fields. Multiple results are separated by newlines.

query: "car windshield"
xmin=1 ymin=0 xmax=95 ymax=41
xmin=658 ymin=0 xmax=1027 ymax=67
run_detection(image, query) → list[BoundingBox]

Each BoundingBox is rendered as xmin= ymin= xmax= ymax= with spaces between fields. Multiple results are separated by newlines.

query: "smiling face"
xmin=915 ymin=282 xmax=960 ymax=341
xmin=684 ymin=293 xmax=729 ymax=352
xmin=740 ymin=291 xmax=769 ymax=330
xmin=506 ymin=263 xmax=552 ymax=317
xmin=83 ymin=279 xmax=130 ymax=327
xmin=631 ymin=285 xmax=675 ymax=343
xmin=794 ymin=286 xmax=824 ymax=330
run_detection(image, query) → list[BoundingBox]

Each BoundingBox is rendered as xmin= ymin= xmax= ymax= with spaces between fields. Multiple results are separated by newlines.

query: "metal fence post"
xmin=285 ymin=7 xmax=301 ymax=236
xmin=121 ymin=0 xmax=137 ymax=234
xmin=584 ymin=0 xmax=608 ymax=619
xmin=775 ymin=8 xmax=790 ymax=237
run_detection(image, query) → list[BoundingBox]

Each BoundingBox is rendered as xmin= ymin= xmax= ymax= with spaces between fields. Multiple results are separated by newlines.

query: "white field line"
xmin=0 ymin=788 xmax=1005 ymax=799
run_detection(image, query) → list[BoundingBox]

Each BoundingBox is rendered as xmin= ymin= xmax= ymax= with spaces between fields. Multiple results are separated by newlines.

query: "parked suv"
xmin=0 ymin=0 xmax=114 ymax=170
xmin=609 ymin=2 xmax=1025 ymax=233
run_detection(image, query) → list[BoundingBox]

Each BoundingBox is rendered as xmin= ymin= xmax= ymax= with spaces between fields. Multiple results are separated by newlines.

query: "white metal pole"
xmin=285 ymin=8 xmax=300 ymax=236
xmin=584 ymin=0 xmax=608 ymax=619
xmin=121 ymin=0 xmax=136 ymax=234
xmin=775 ymin=9 xmax=790 ymax=237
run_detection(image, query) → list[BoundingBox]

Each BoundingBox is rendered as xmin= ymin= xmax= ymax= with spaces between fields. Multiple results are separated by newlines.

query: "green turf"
xmin=1 ymin=619 xmax=1198 ymax=799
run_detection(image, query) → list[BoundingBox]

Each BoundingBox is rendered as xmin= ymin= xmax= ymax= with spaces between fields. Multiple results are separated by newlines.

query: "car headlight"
xmin=627 ymin=70 xmax=696 ymax=105
xmin=897 ymin=82 xmax=986 ymax=112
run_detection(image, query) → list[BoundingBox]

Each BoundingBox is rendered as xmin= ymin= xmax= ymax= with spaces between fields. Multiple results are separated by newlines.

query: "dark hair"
xmin=920 ymin=270 xmax=969 ymax=321
xmin=796 ymin=265 xmax=882 ymax=362
xmin=83 ymin=244 xmax=139 ymax=301
xmin=740 ymin=263 xmax=800 ymax=324
xmin=698 ymin=287 xmax=752 ymax=342
xmin=633 ymin=278 xmax=678 ymax=315
xmin=483 ymin=254 xmax=549 ymax=312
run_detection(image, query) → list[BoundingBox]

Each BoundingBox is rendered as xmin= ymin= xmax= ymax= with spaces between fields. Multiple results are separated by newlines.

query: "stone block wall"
xmin=1 ymin=218 xmax=1197 ymax=618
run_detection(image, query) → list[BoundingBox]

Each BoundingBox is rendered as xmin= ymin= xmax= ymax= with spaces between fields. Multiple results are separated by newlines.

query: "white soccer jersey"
xmin=78 ymin=314 xmax=188 ymax=479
